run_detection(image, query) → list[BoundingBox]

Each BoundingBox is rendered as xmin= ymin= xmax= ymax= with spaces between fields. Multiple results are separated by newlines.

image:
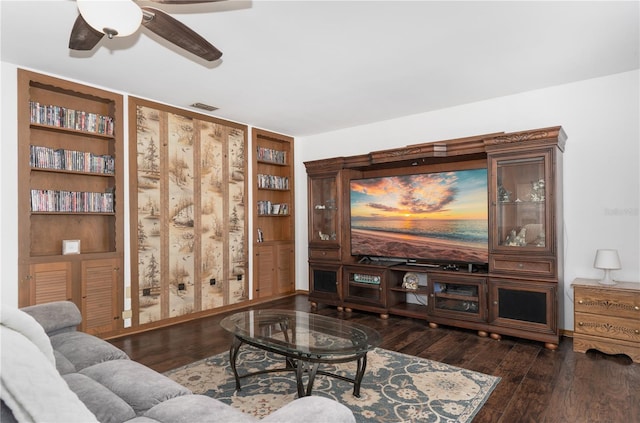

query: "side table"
xmin=571 ymin=277 xmax=639 ymax=363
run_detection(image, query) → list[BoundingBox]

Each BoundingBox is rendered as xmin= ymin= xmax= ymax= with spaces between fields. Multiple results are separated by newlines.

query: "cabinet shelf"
xmin=389 ymin=286 xmax=429 ymax=295
xmin=498 ymin=201 xmax=545 ymax=206
xmin=349 ymin=281 xmax=382 ymax=289
xmin=31 ymin=167 xmax=115 ymax=177
xmin=258 ymin=187 xmax=290 ymax=192
xmin=434 ymin=292 xmax=479 ymax=302
xmin=29 ymin=250 xmax=116 ymax=259
xmin=30 ymin=123 xmax=115 ymax=139
xmin=31 ymin=211 xmax=116 ymax=216
xmin=257 ymin=159 xmax=288 ymax=166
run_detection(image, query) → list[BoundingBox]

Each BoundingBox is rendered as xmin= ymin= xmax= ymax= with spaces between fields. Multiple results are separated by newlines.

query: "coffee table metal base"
xmin=229 ymin=336 xmax=369 ymax=398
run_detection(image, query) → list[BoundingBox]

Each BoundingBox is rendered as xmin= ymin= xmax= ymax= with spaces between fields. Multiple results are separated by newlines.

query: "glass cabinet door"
xmin=489 ymin=149 xmax=553 ymax=254
xmin=428 ymin=275 xmax=487 ymax=322
xmin=308 ymin=174 xmax=339 ymax=245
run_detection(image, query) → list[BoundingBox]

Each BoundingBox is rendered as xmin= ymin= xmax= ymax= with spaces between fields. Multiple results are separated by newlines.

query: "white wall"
xmin=295 ymin=70 xmax=640 ymax=331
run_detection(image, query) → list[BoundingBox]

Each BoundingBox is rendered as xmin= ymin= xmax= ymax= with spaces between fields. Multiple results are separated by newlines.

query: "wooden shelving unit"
xmin=17 ymin=69 xmax=124 ymax=336
xmin=252 ymin=128 xmax=295 ymax=298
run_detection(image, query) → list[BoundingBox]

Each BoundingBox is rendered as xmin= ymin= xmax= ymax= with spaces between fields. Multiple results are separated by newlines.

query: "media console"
xmin=305 ymin=126 xmax=566 ymax=349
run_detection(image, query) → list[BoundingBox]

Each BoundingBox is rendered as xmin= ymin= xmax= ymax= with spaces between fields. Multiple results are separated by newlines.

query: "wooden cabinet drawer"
xmin=574 ymin=288 xmax=640 ymax=320
xmin=574 ymin=311 xmax=640 ymax=343
xmin=309 ymin=247 xmax=340 ymax=261
xmin=490 ymin=255 xmax=555 ymax=278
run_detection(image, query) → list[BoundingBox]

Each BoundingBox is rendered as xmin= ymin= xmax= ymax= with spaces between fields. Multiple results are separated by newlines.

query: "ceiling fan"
xmin=69 ymin=0 xmax=223 ymax=61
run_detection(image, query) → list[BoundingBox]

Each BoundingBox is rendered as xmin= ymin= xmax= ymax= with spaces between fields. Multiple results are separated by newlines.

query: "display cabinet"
xmin=487 ymin=138 xmax=564 ymax=281
xmin=309 ymin=175 xmax=339 ymax=244
xmin=308 ymin=262 xmax=342 ymax=309
xmin=18 ymin=69 xmax=124 ymax=336
xmin=488 ymin=278 xmax=558 ymax=348
xmin=492 ymin=152 xmax=550 ymax=252
xmin=342 ymin=265 xmax=388 ymax=317
xmin=428 ymin=274 xmax=487 ymax=327
xmin=306 ymin=159 xmax=345 ymax=308
xmin=307 ymin=166 xmax=342 ymax=261
xmin=252 ymin=129 xmax=295 ymax=298
xmin=484 ymin=128 xmax=565 ymax=348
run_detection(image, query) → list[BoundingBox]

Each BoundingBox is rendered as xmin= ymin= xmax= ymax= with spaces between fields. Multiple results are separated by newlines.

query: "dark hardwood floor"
xmin=109 ymin=294 xmax=640 ymax=423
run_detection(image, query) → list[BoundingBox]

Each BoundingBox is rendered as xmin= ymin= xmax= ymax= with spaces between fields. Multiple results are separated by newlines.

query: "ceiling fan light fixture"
xmin=77 ymin=0 xmax=143 ymax=38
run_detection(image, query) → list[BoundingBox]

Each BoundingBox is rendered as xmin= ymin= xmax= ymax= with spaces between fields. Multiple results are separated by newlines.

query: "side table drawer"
xmin=574 ymin=311 xmax=640 ymax=343
xmin=574 ymin=288 xmax=640 ymax=320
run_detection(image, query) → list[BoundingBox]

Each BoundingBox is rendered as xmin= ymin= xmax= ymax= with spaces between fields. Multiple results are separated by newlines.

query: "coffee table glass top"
xmin=220 ymin=310 xmax=381 ymax=357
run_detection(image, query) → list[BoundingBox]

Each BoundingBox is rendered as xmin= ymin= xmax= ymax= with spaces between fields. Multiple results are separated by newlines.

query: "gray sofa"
xmin=0 ymin=301 xmax=355 ymax=423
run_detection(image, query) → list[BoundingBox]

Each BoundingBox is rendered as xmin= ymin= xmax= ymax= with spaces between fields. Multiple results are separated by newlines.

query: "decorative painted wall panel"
xmin=130 ymin=98 xmax=248 ymax=326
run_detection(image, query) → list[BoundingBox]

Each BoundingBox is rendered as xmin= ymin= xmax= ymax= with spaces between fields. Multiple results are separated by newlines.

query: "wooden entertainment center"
xmin=305 ymin=126 xmax=566 ymax=349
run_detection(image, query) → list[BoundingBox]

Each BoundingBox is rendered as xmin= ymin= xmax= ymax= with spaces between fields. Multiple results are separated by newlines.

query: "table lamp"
xmin=593 ymin=249 xmax=621 ymax=285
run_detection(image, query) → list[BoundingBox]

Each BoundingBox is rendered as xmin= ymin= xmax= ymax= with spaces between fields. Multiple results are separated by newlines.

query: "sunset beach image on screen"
xmin=349 ymin=168 xmax=489 ymax=264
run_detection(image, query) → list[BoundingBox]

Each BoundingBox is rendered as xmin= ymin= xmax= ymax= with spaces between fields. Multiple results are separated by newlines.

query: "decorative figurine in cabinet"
xmin=306 ymin=160 xmax=344 ymax=308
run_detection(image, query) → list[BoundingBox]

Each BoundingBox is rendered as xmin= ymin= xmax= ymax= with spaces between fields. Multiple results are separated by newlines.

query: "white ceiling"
xmin=2 ymin=1 xmax=639 ymax=137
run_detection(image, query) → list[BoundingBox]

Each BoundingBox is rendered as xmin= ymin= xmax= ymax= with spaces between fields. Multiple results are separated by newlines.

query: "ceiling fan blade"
xmin=69 ymin=14 xmax=105 ymax=51
xmin=140 ymin=7 xmax=222 ymax=61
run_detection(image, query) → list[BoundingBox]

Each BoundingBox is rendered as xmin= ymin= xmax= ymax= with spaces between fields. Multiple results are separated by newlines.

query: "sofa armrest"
xmin=21 ymin=301 xmax=82 ymax=336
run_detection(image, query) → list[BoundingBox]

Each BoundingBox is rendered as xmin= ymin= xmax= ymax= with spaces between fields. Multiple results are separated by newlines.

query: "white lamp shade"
xmin=77 ymin=0 xmax=143 ymax=37
xmin=593 ymin=249 xmax=621 ymax=270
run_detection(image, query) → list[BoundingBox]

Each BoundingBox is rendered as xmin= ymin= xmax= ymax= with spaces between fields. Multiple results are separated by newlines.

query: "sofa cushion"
xmin=54 ymin=350 xmax=77 ymax=374
xmin=139 ymin=395 xmax=258 ymax=423
xmin=63 ymin=373 xmax=137 ymax=423
xmin=20 ymin=300 xmax=83 ymax=336
xmin=80 ymin=360 xmax=191 ymax=416
xmin=51 ymin=331 xmax=129 ymax=371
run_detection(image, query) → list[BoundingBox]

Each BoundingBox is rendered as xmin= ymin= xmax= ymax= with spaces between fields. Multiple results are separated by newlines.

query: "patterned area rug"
xmin=165 ymin=346 xmax=499 ymax=422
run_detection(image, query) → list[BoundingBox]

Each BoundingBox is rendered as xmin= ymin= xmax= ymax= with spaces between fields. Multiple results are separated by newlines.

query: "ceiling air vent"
xmin=190 ymin=102 xmax=218 ymax=112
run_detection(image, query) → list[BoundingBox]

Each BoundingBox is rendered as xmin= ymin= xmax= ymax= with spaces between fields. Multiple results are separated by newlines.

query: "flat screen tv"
xmin=349 ymin=168 xmax=489 ymax=265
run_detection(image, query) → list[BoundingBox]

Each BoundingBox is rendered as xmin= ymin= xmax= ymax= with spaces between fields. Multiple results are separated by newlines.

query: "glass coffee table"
xmin=220 ymin=310 xmax=381 ymax=397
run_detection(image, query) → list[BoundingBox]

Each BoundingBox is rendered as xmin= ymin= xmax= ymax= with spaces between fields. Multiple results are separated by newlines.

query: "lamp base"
xmin=598 ymin=269 xmax=617 ymax=286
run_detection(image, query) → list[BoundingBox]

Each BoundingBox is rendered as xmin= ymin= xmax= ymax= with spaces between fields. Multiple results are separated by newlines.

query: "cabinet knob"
xmin=493 ymin=301 xmax=498 ymax=305
xmin=578 ymin=322 xmax=584 ymax=326
xmin=518 ymin=263 xmax=524 ymax=269
xmin=635 ymin=306 xmax=639 ymax=311
xmin=635 ymin=329 xmax=639 ymax=335
xmin=578 ymin=300 xmax=584 ymax=304
xmin=430 ymin=294 xmax=434 ymax=298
